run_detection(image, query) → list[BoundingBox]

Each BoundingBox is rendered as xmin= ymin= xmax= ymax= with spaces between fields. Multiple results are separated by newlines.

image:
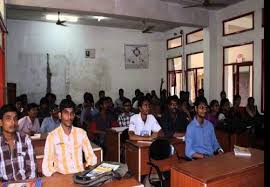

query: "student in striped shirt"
xmin=42 ymin=99 xmax=97 ymax=177
xmin=0 ymin=104 xmax=37 ymax=181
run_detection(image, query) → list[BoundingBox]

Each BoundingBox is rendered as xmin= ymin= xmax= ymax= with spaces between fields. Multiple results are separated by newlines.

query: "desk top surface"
xmin=126 ymin=137 xmax=184 ymax=148
xmin=1 ymin=174 xmax=141 ymax=187
xmin=172 ymin=148 xmax=264 ymax=183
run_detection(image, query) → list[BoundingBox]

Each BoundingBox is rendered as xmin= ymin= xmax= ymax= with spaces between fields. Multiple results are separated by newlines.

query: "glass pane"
xmin=224 ymin=43 xmax=253 ymax=64
xmin=187 ymin=29 xmax=203 ymax=44
xmin=187 ymin=52 xmax=204 ymax=68
xmin=168 ymin=73 xmax=176 ymax=96
xmin=175 ymin=72 xmax=182 ymax=97
xmin=197 ymin=69 xmax=204 ymax=90
xmin=224 ymin=66 xmax=235 ymax=104
xmin=0 ymin=0 xmax=4 ymax=19
xmin=238 ymin=66 xmax=252 ymax=106
xmin=168 ymin=57 xmax=182 ymax=71
xmin=168 ymin=72 xmax=182 ymax=96
xmin=167 ymin=37 xmax=182 ymax=49
xmin=187 ymin=71 xmax=196 ymax=103
xmin=224 ymin=13 xmax=253 ymax=35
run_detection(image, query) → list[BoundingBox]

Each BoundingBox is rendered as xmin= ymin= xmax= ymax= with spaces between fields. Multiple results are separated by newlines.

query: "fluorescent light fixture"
xmin=93 ymin=16 xmax=107 ymax=22
xmin=46 ymin=14 xmax=78 ymax=22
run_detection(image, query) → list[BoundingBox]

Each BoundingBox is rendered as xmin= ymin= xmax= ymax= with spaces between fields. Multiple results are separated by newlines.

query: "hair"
xmin=233 ymin=94 xmax=241 ymax=101
xmin=210 ymin=100 xmax=219 ymax=108
xmin=138 ymin=96 xmax=150 ymax=108
xmin=40 ymin=97 xmax=48 ymax=105
xmin=99 ymin=90 xmax=105 ymax=95
xmin=123 ymin=98 xmax=131 ymax=105
xmin=220 ymin=90 xmax=226 ymax=95
xmin=83 ymin=92 xmax=94 ymax=103
xmin=16 ymin=96 xmax=22 ymax=103
xmin=198 ymin=88 xmax=204 ymax=92
xmin=59 ymin=99 xmax=76 ymax=112
xmin=194 ymin=96 xmax=208 ymax=107
xmin=167 ymin=95 xmax=178 ymax=105
xmin=27 ymin=103 xmax=38 ymax=112
xmin=220 ymin=98 xmax=230 ymax=109
xmin=119 ymin=88 xmax=124 ymax=93
xmin=0 ymin=104 xmax=18 ymax=119
xmin=247 ymin=97 xmax=254 ymax=103
xmin=49 ymin=104 xmax=59 ymax=112
xmin=98 ymin=97 xmax=108 ymax=107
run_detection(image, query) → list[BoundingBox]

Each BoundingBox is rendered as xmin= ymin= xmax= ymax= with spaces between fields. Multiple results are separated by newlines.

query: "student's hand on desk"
xmin=173 ymin=132 xmax=185 ymax=138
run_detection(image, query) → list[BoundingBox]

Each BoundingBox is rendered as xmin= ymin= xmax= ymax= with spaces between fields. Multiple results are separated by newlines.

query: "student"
xmin=218 ymin=98 xmax=230 ymax=122
xmin=15 ymin=96 xmax=25 ymax=119
xmin=42 ymin=99 xmax=97 ymax=176
xmin=117 ymin=98 xmax=134 ymax=127
xmin=0 ymin=104 xmax=37 ymax=181
xmin=206 ymin=100 xmax=219 ymax=127
xmin=95 ymin=90 xmax=105 ymax=109
xmin=185 ymin=97 xmax=223 ymax=159
xmin=40 ymin=104 xmax=60 ymax=133
xmin=37 ymin=97 xmax=50 ymax=124
xmin=229 ymin=94 xmax=244 ymax=119
xmin=114 ymin=88 xmax=127 ymax=111
xmin=160 ymin=96 xmax=189 ymax=137
xmin=128 ymin=96 xmax=161 ymax=141
xmin=18 ymin=103 xmax=40 ymax=136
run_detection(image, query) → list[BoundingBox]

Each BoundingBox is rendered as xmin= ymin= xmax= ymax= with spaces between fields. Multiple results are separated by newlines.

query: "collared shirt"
xmin=80 ymin=107 xmax=99 ymax=127
xmin=42 ymin=125 xmax=97 ymax=176
xmin=40 ymin=116 xmax=60 ymax=133
xmin=0 ymin=132 xmax=36 ymax=181
xmin=117 ymin=112 xmax=134 ymax=127
xmin=18 ymin=116 xmax=40 ymax=136
xmin=185 ymin=117 xmax=221 ymax=159
xmin=129 ymin=113 xmax=161 ymax=136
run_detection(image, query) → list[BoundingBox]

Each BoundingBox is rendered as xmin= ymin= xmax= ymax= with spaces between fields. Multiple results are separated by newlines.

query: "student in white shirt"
xmin=128 ymin=96 xmax=161 ymax=141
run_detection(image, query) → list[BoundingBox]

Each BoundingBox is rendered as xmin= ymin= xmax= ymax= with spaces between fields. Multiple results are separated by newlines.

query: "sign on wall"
xmin=85 ymin=48 xmax=96 ymax=59
xmin=124 ymin=44 xmax=149 ymax=69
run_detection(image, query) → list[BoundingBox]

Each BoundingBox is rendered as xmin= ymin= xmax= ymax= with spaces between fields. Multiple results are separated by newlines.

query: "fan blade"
xmin=182 ymin=4 xmax=203 ymax=8
xmin=142 ymin=25 xmax=155 ymax=33
xmin=205 ymin=3 xmax=227 ymax=7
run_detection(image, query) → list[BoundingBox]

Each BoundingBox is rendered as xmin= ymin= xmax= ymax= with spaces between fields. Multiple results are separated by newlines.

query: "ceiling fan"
xmin=182 ymin=0 xmax=227 ymax=8
xmin=56 ymin=12 xmax=67 ymax=26
xmin=142 ymin=20 xmax=155 ymax=33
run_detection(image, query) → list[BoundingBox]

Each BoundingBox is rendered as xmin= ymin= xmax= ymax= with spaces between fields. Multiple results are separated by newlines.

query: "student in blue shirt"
xmin=185 ymin=97 xmax=223 ymax=159
xmin=40 ymin=104 xmax=60 ymax=133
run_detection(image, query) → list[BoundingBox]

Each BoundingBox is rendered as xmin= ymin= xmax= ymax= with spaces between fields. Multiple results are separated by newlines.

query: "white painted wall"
xmin=165 ymin=0 xmax=264 ymax=113
xmin=7 ymin=19 xmax=166 ymax=104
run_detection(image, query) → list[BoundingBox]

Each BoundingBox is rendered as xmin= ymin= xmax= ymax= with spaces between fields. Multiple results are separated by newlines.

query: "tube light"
xmin=46 ymin=14 xmax=78 ymax=22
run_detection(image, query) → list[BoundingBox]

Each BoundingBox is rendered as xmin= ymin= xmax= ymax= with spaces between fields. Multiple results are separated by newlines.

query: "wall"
xmin=6 ymin=19 xmax=166 ymax=104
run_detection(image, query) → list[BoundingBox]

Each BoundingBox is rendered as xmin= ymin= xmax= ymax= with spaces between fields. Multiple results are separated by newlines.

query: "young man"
xmin=185 ymin=97 xmax=223 ymax=159
xmin=128 ymin=97 xmax=161 ymax=141
xmin=160 ymin=96 xmax=190 ymax=138
xmin=40 ymin=104 xmax=60 ymax=133
xmin=114 ymin=88 xmax=127 ymax=111
xmin=117 ymin=98 xmax=134 ymax=127
xmin=18 ymin=103 xmax=40 ymax=136
xmin=0 ymin=104 xmax=37 ymax=181
xmin=42 ymin=99 xmax=97 ymax=176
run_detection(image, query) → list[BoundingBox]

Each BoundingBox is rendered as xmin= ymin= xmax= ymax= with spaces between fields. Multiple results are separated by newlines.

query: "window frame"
xmin=167 ymin=36 xmax=182 ymax=50
xmin=186 ymin=28 xmax=203 ymax=45
xmin=167 ymin=55 xmax=183 ymax=96
xmin=262 ymin=8 xmax=264 ymax=27
xmin=223 ymin=12 xmax=254 ymax=36
xmin=186 ymin=51 xmax=204 ymax=101
xmin=222 ymin=42 xmax=254 ymax=105
xmin=261 ymin=39 xmax=264 ymax=113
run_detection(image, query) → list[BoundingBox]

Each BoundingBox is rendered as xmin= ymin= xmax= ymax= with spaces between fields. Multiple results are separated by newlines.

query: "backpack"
xmin=73 ymin=161 xmax=130 ymax=186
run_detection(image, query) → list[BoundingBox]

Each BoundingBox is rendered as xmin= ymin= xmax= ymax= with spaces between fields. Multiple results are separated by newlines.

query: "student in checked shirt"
xmin=42 ymin=99 xmax=97 ymax=176
xmin=0 ymin=104 xmax=37 ymax=182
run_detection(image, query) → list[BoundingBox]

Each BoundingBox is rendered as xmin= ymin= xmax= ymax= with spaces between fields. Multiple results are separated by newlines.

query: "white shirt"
xmin=129 ymin=113 xmax=161 ymax=136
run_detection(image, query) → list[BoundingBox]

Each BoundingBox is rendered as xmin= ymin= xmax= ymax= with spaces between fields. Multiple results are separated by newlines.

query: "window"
xmin=223 ymin=43 xmax=253 ymax=106
xmin=167 ymin=36 xmax=182 ymax=49
xmin=223 ymin=12 xmax=254 ymax=36
xmin=261 ymin=40 xmax=264 ymax=113
xmin=167 ymin=56 xmax=183 ymax=97
xmin=186 ymin=29 xmax=203 ymax=44
xmin=186 ymin=52 xmax=204 ymax=102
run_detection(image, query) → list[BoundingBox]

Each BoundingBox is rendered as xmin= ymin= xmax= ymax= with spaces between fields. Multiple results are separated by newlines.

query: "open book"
xmin=233 ymin=145 xmax=251 ymax=157
xmin=86 ymin=163 xmax=120 ymax=179
xmin=3 ymin=178 xmax=42 ymax=187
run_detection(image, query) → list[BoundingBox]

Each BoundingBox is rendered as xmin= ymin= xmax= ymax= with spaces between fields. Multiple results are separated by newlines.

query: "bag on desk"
xmin=73 ymin=161 xmax=129 ymax=186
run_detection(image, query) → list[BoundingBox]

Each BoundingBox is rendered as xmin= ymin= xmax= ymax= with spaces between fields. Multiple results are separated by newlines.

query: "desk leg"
xmin=138 ymin=148 xmax=141 ymax=182
xmin=118 ymin=133 xmax=120 ymax=162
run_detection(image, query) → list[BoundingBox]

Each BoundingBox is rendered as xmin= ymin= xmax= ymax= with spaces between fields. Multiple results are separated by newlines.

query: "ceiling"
xmin=6 ymin=0 xmax=245 ymax=32
xmin=6 ymin=5 xmax=183 ymax=32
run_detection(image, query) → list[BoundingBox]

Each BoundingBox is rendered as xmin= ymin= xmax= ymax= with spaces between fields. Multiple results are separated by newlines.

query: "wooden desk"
xmin=1 ymin=174 xmax=141 ymax=187
xmin=125 ymin=138 xmax=185 ymax=182
xmin=171 ymin=148 xmax=264 ymax=187
xmin=105 ymin=127 xmax=128 ymax=162
xmin=32 ymin=134 xmax=103 ymax=176
xmin=215 ymin=128 xmax=250 ymax=152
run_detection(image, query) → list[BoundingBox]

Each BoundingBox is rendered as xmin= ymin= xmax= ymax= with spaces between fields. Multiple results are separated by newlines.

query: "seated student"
xmin=42 ymin=99 xmax=97 ymax=177
xmin=40 ymin=104 xmax=60 ymax=133
xmin=37 ymin=97 xmax=50 ymax=124
xmin=218 ymin=98 xmax=230 ymax=123
xmin=206 ymin=100 xmax=220 ymax=127
xmin=0 ymin=104 xmax=37 ymax=181
xmin=178 ymin=98 xmax=192 ymax=121
xmin=15 ymin=96 xmax=25 ymax=119
xmin=151 ymin=100 xmax=162 ymax=124
xmin=128 ymin=96 xmax=161 ymax=141
xmin=229 ymin=94 xmax=244 ymax=119
xmin=95 ymin=90 xmax=105 ymax=110
xmin=161 ymin=96 xmax=189 ymax=137
xmin=117 ymin=98 xmax=134 ymax=127
xmin=185 ymin=97 xmax=223 ymax=159
xmin=18 ymin=103 xmax=40 ymax=136
xmin=114 ymin=88 xmax=127 ymax=112
xmin=245 ymin=97 xmax=260 ymax=119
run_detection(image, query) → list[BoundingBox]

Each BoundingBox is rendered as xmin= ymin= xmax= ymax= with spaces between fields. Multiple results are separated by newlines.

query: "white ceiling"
xmin=6 ymin=0 xmax=245 ymax=32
